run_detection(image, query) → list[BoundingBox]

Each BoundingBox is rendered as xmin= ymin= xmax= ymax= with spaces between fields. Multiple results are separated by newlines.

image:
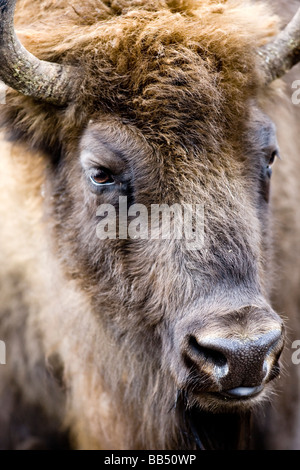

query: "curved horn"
xmin=0 ymin=0 xmax=76 ymax=105
xmin=258 ymin=7 xmax=300 ymax=84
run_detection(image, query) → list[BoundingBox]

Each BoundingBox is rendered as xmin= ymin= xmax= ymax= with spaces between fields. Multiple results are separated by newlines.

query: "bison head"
xmin=0 ymin=0 xmax=299 ymax=450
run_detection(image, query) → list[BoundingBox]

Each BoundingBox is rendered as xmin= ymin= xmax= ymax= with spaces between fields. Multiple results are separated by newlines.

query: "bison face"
xmin=45 ymin=104 xmax=284 ymax=418
xmin=2 ymin=0 xmax=299 ymax=449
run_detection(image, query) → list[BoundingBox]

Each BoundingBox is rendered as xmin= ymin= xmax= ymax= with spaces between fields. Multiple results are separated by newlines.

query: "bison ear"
xmin=258 ymin=7 xmax=300 ymax=84
xmin=0 ymin=0 xmax=77 ymax=105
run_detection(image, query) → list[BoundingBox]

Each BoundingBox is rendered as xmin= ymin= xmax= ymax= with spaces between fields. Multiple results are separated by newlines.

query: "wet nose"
xmin=183 ymin=329 xmax=284 ymax=396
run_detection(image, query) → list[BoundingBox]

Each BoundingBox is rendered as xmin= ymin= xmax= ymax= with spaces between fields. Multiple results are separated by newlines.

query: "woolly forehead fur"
xmin=1 ymin=0 xmax=279 ymax=155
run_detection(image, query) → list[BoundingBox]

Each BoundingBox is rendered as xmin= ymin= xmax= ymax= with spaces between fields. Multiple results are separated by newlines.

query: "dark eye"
xmin=261 ymin=149 xmax=279 ymax=203
xmin=90 ymin=168 xmax=115 ymax=186
xmin=269 ymin=150 xmax=277 ymax=166
xmin=266 ymin=150 xmax=278 ymax=178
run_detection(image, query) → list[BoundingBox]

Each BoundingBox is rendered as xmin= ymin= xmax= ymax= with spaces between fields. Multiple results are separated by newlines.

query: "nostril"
xmin=182 ymin=329 xmax=284 ymax=390
xmin=188 ymin=336 xmax=227 ymax=368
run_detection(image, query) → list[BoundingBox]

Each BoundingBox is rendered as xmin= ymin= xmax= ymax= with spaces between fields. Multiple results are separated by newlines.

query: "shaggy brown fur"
xmin=0 ymin=0 xmax=299 ymax=449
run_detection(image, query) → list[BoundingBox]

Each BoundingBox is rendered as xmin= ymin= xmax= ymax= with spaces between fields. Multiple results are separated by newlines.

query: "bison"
xmin=0 ymin=0 xmax=300 ymax=450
